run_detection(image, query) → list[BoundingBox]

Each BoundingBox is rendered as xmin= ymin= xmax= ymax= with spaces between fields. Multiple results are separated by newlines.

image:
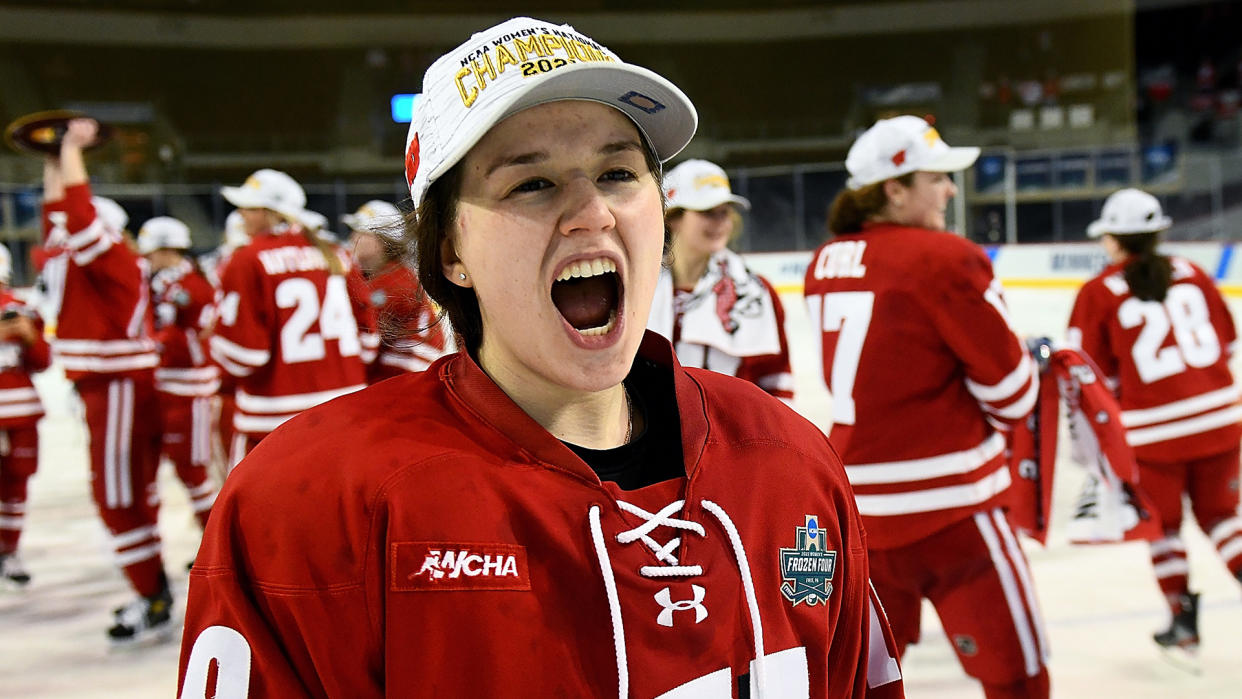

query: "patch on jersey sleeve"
xmin=392 ymin=541 xmax=531 ymax=592
xmin=778 ymin=515 xmax=837 ymax=607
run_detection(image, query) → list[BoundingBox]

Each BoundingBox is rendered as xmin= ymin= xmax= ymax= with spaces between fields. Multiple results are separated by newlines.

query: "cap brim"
xmin=675 ymin=192 xmax=751 ymax=212
xmin=1087 ymin=216 xmax=1172 ymax=237
xmin=924 ymin=146 xmax=980 ymax=173
xmin=222 ymin=187 xmax=305 ymax=222
xmin=220 ymin=186 xmax=261 ymax=209
xmin=426 ymin=62 xmax=698 ymax=189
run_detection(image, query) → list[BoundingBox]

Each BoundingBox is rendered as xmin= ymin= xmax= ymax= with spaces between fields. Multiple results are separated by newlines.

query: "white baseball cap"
xmin=1087 ymin=188 xmax=1172 ymax=237
xmin=342 ymin=200 xmax=404 ymax=242
xmin=137 ymin=216 xmax=192 ymax=254
xmin=223 ymin=210 xmax=250 ymax=249
xmin=845 ymin=115 xmax=980 ymax=190
xmin=92 ymin=196 xmax=129 ymax=234
xmin=0 ymin=244 xmax=11 ymax=285
xmin=299 ymin=209 xmax=328 ymax=232
xmin=403 ymin=16 xmax=698 ymax=209
xmin=664 ymin=159 xmax=750 ymax=212
xmin=220 ymin=169 xmax=307 ymax=222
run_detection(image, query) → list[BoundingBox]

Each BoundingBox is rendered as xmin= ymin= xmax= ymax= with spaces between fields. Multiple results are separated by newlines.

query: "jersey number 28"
xmin=1118 ymin=283 xmax=1220 ymax=384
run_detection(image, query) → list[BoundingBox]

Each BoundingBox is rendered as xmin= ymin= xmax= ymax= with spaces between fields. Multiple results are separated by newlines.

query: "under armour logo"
xmin=654 ymin=585 xmax=708 ymax=628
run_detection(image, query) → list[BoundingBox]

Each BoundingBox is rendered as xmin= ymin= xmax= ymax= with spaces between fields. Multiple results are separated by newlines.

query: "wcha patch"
xmin=779 ymin=515 xmax=837 ymax=607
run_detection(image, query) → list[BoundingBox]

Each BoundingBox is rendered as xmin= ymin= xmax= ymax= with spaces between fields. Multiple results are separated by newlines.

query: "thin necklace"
xmin=622 ymin=383 xmax=634 ymax=445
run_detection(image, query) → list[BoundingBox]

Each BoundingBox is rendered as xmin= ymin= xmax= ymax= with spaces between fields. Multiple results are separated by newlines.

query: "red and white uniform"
xmin=0 ymin=293 xmax=50 ymax=556
xmin=210 ymin=230 xmax=378 ymax=460
xmin=1068 ymin=256 xmax=1242 ymax=599
xmin=648 ymin=249 xmax=795 ymax=404
xmin=180 ymin=335 xmax=903 ymax=698
xmin=151 ymin=260 xmax=220 ymax=525
xmin=804 ymin=224 xmax=1046 ymax=691
xmin=365 ymin=261 xmax=452 ymax=384
xmin=41 ymin=183 xmax=166 ymax=599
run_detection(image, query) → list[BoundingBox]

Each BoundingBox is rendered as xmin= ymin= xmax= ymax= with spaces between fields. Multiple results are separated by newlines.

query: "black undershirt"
xmin=563 ymin=357 xmax=685 ymax=491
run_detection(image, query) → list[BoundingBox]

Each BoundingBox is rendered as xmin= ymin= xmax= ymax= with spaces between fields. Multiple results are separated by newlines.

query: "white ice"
xmin=2 ymin=286 xmax=1240 ymax=697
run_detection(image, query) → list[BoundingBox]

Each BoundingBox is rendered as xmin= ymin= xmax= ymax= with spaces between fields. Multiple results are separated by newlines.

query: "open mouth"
xmin=551 ymin=257 xmax=621 ymax=336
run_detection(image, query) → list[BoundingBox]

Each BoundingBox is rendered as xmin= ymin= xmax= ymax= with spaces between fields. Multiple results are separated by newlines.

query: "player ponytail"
xmin=826 ymin=173 xmax=914 ymax=236
xmin=302 ymin=228 xmax=345 ymax=276
xmin=1116 ymin=232 xmax=1172 ymax=302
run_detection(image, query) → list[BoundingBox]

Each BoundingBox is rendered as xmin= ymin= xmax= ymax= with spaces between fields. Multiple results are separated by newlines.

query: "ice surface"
xmin=2 ymin=286 xmax=1239 ymax=697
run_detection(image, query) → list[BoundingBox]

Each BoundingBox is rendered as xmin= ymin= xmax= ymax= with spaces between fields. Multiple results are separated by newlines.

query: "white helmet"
xmin=137 ymin=216 xmax=192 ymax=254
xmin=0 ymin=244 xmax=11 ymax=285
xmin=341 ymin=200 xmax=403 ymax=241
xmin=1087 ymin=188 xmax=1172 ymax=238
xmin=223 ymin=210 xmax=250 ymax=249
xmin=220 ymin=168 xmax=307 ymax=222
xmin=91 ymin=196 xmax=129 ymax=234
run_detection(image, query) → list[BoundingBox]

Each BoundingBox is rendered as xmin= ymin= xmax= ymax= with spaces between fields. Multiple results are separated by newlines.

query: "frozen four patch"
xmin=779 ymin=515 xmax=837 ymax=607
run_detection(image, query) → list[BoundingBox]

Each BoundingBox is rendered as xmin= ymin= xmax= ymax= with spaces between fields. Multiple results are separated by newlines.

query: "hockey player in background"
xmin=342 ymin=199 xmax=452 ymax=383
xmin=40 ymin=118 xmax=172 ymax=642
xmin=199 ymin=210 xmax=248 ymax=474
xmin=0 ymin=244 xmax=50 ymax=587
xmin=648 ymin=159 xmax=795 ymax=404
xmin=179 ymin=17 xmax=904 ymax=698
xmin=804 ymin=115 xmax=1048 ymax=698
xmin=1067 ymin=188 xmax=1242 ymax=662
xmin=208 ymin=169 xmax=378 ymax=468
xmin=136 ymin=217 xmax=219 ymax=530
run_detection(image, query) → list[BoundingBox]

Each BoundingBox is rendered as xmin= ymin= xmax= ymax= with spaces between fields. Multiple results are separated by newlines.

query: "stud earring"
xmin=458 ymin=273 xmax=466 ymax=280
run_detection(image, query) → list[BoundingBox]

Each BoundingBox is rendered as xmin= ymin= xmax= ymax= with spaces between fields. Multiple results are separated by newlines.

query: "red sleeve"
xmin=1067 ymin=280 xmax=1119 ymax=383
xmin=1199 ymin=272 xmax=1237 ymax=357
xmin=179 ymin=481 xmax=382 ymax=698
xmin=819 ymin=438 xmax=904 ymax=697
xmin=735 ymin=276 xmax=795 ymax=404
xmin=23 ymin=313 xmax=51 ymax=373
xmin=209 ymin=252 xmax=272 ymax=378
xmin=925 ymin=245 xmax=1037 ymax=426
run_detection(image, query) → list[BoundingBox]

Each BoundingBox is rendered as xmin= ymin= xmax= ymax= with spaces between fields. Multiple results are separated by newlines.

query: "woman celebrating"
xmin=1068 ymin=188 xmax=1242 ymax=659
xmin=648 ymin=159 xmax=794 ymax=404
xmin=803 ymin=115 xmax=1046 ymax=698
xmin=180 ymin=17 xmax=902 ymax=698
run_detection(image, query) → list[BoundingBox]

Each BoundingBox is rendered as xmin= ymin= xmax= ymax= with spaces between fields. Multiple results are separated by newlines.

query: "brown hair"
xmin=825 ymin=173 xmax=915 ymax=236
xmin=1115 ymin=232 xmax=1172 ymax=302
xmin=409 ymin=136 xmax=665 ymax=355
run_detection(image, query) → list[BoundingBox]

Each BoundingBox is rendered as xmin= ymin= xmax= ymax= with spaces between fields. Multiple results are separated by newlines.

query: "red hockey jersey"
xmin=0 ymin=292 xmax=50 ymax=428
xmin=648 ymin=249 xmax=795 ymax=405
xmin=1067 ymin=256 xmax=1242 ymax=462
xmin=365 ymin=261 xmax=452 ymax=384
xmin=209 ymin=231 xmax=378 ymax=437
xmin=803 ymin=224 xmax=1037 ymax=549
xmin=40 ymin=183 xmax=158 ymax=381
xmin=151 ymin=260 xmax=219 ymax=397
xmin=180 ymin=334 xmax=904 ymax=698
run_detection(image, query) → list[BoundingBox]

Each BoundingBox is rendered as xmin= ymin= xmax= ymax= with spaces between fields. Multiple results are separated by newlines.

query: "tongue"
xmin=551 ymin=274 xmax=617 ymax=330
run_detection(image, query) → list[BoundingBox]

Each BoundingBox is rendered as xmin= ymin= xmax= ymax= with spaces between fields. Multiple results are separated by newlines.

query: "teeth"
xmin=578 ymin=311 xmax=618 ymax=336
xmin=556 ymin=257 xmax=617 ymax=282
